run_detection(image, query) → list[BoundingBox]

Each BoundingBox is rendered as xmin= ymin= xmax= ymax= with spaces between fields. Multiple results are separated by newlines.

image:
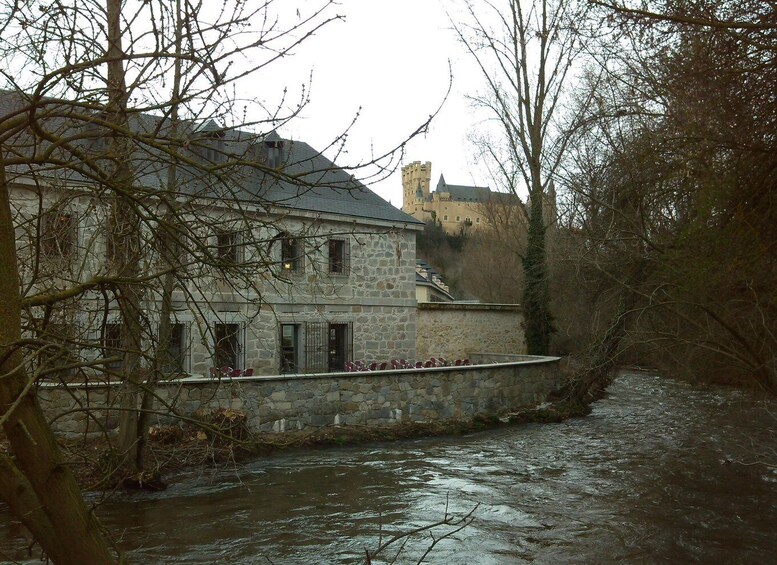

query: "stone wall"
xmin=173 ymin=227 xmax=419 ymax=376
xmin=37 ymin=356 xmax=560 ymax=435
xmin=11 ymin=179 xmax=420 ymax=376
xmin=416 ymin=303 xmax=525 ymax=361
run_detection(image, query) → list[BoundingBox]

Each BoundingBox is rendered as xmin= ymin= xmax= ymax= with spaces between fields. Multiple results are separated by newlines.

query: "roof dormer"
xmin=192 ymin=119 xmax=226 ymax=163
xmin=260 ymin=130 xmax=285 ymax=169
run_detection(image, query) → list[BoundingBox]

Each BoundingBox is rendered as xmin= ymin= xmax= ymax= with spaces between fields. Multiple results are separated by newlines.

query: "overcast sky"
xmin=264 ymin=0 xmax=496 ymax=207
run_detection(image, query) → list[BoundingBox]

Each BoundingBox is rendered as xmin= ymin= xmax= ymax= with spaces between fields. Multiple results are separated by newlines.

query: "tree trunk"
xmin=522 ymin=189 xmax=553 ymax=355
xmin=0 ymin=160 xmax=115 ymax=563
xmin=104 ymin=0 xmax=144 ymax=473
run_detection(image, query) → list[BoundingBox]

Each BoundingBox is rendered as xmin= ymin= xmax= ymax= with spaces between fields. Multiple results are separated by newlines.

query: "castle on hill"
xmin=401 ymin=161 xmax=555 ymax=235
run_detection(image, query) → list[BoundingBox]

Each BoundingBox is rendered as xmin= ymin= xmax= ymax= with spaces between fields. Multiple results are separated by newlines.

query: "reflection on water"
xmin=2 ymin=373 xmax=776 ymax=564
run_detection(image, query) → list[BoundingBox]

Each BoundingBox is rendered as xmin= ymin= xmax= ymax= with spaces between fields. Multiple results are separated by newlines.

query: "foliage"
xmin=558 ymin=0 xmax=777 ymax=391
xmin=522 ymin=194 xmax=555 ymax=354
xmin=417 ymin=220 xmax=467 ymax=256
xmin=415 ymin=221 xmax=470 ymax=298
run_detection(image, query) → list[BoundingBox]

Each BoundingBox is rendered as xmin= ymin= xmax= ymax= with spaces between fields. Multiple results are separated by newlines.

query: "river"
xmin=2 ymin=372 xmax=776 ymax=563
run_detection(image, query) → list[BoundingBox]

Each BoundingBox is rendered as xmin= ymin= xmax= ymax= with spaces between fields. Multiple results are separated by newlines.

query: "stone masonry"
xmin=416 ymin=302 xmax=525 ymax=361
xmin=37 ymin=356 xmax=560 ymax=435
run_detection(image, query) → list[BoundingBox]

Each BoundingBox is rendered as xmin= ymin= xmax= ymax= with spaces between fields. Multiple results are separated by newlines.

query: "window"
xmin=102 ymin=322 xmax=123 ymax=371
xmin=216 ymin=230 xmax=240 ymax=264
xmin=304 ymin=322 xmax=353 ymax=373
xmin=280 ymin=324 xmax=299 ymax=373
xmin=443 ymin=215 xmax=448 ymax=221
xmin=195 ymin=129 xmax=225 ymax=163
xmin=104 ymin=221 xmax=130 ymax=265
xmin=203 ymin=141 xmax=224 ymax=163
xmin=161 ymin=322 xmax=187 ymax=375
xmin=264 ymin=140 xmax=285 ymax=168
xmin=476 ymin=217 xmax=480 ymax=224
xmin=85 ymin=115 xmax=109 ymax=154
xmin=41 ymin=212 xmax=77 ymax=259
xmin=155 ymin=228 xmax=189 ymax=268
xmin=214 ymin=322 xmax=241 ymax=370
xmin=328 ymin=238 xmax=350 ymax=275
xmin=281 ymin=236 xmax=304 ymax=274
xmin=456 ymin=216 xmax=461 ymax=222
xmin=105 ymin=226 xmax=117 ymax=264
xmin=327 ymin=323 xmax=350 ymax=372
xmin=37 ymin=323 xmax=77 ymax=379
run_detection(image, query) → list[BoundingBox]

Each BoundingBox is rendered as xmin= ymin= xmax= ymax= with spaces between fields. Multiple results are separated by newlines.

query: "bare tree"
xmin=451 ymin=0 xmax=590 ymax=354
xmin=557 ymin=0 xmax=777 ymax=393
xmin=0 ymin=1 xmax=435 ymax=561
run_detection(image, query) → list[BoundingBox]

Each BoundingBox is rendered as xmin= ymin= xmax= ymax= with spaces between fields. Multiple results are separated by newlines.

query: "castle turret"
xmin=401 ymin=161 xmax=431 ymax=217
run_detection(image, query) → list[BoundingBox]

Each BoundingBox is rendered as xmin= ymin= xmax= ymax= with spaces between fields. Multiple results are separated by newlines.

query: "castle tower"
xmin=401 ymin=161 xmax=432 ymax=217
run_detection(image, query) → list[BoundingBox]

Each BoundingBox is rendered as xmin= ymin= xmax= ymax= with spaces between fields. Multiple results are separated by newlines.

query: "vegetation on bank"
xmin=418 ymin=0 xmax=777 ymax=396
xmin=50 ymin=364 xmax=598 ymax=492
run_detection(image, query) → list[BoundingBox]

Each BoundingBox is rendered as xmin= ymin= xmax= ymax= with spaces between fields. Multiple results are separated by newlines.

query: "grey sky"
xmin=265 ymin=0 xmax=493 ymax=207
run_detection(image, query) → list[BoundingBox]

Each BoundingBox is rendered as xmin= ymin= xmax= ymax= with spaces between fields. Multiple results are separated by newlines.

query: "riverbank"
xmin=58 ymin=391 xmax=596 ymax=491
xmin=6 ymin=372 xmax=774 ymax=564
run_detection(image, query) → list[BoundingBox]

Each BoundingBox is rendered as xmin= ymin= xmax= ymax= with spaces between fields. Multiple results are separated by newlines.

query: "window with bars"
xmin=304 ymin=322 xmax=353 ymax=373
xmin=40 ymin=211 xmax=77 ymax=259
xmin=214 ymin=322 xmax=242 ymax=370
xmin=328 ymin=238 xmax=350 ymax=275
xmin=281 ymin=235 xmax=304 ymax=274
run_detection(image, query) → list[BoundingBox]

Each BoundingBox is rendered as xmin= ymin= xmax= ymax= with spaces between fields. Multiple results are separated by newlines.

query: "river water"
xmin=2 ymin=372 xmax=776 ymax=564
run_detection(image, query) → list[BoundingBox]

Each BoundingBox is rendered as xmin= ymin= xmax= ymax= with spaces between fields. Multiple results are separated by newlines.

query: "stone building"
xmin=4 ymin=93 xmax=422 ymax=379
xmin=401 ymin=160 xmax=556 ymax=234
xmin=401 ymin=160 xmax=517 ymax=233
xmin=415 ymin=260 xmax=454 ymax=302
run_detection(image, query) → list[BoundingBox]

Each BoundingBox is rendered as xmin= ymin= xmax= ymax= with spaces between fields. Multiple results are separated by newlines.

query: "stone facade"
xmin=6 ymin=112 xmax=422 ymax=378
xmin=402 ymin=161 xmax=495 ymax=233
xmin=401 ymin=160 xmax=557 ymax=235
xmin=37 ymin=356 xmax=560 ymax=435
xmin=168 ymin=226 xmax=419 ymax=376
xmin=416 ymin=302 xmax=525 ymax=361
xmin=10 ymin=180 xmax=419 ymax=376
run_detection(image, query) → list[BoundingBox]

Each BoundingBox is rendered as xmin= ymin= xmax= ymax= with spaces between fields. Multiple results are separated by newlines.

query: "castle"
xmin=401 ymin=161 xmax=518 ymax=233
xmin=401 ymin=161 xmax=555 ymax=234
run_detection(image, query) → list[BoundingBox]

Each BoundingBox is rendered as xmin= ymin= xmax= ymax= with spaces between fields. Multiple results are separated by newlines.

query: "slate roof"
xmin=433 ymin=174 xmax=518 ymax=205
xmin=415 ymin=260 xmax=454 ymax=301
xmin=0 ymin=91 xmax=421 ymax=226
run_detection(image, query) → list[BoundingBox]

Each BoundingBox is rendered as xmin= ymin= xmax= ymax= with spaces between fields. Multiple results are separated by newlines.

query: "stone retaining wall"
xmin=416 ymin=303 xmax=525 ymax=361
xmin=37 ymin=356 xmax=560 ymax=436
